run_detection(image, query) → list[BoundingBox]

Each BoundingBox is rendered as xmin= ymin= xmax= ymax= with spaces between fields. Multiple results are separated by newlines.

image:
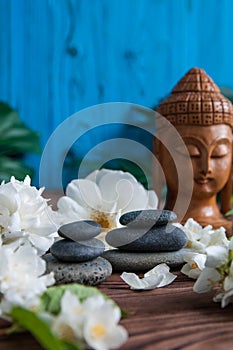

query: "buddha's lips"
xmin=195 ymin=177 xmax=213 ymax=184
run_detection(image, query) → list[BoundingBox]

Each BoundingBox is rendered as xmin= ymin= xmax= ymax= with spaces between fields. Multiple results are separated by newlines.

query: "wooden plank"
xmin=0 ymin=0 xmax=11 ymax=102
xmin=0 ymin=0 xmax=233 ymax=187
xmin=1 ymin=272 xmax=233 ymax=350
xmin=1 ymin=192 xmax=233 ymax=349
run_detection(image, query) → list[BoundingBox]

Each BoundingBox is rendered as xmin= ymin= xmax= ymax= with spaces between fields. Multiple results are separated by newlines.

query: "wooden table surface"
xmin=1 ymin=271 xmax=233 ymax=350
xmin=1 ymin=191 xmax=233 ymax=350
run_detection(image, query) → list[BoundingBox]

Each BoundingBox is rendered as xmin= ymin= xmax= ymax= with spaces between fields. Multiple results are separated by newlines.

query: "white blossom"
xmin=57 ymin=169 xmax=158 ymax=246
xmin=193 ymin=267 xmax=221 ymax=293
xmin=52 ymin=291 xmax=128 ymax=350
xmin=192 ymin=237 xmax=233 ymax=307
xmin=52 ymin=290 xmax=85 ymax=341
xmin=178 ymin=218 xmax=229 ymax=253
xmin=181 ymin=252 xmax=206 ymax=279
xmin=83 ymin=296 xmax=128 ymax=350
xmin=205 ymin=245 xmax=229 ymax=268
xmin=0 ymin=243 xmax=54 ymax=314
xmin=0 ymin=176 xmax=58 ymax=255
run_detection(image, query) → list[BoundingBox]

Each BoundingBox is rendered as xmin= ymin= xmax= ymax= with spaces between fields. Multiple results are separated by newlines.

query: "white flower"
xmin=205 ymin=245 xmax=229 ymax=268
xmin=181 ymin=252 xmax=206 ymax=279
xmin=193 ymin=245 xmax=229 ymax=294
xmin=57 ymin=169 xmax=158 ymax=245
xmin=178 ymin=218 xmax=229 ymax=254
xmin=213 ymin=256 xmax=233 ymax=308
xmin=193 ymin=267 xmax=221 ymax=293
xmin=0 ymin=243 xmax=54 ymax=314
xmin=200 ymin=227 xmax=229 ymax=250
xmin=52 ymin=290 xmax=85 ymax=341
xmin=83 ymin=296 xmax=128 ymax=350
xmin=178 ymin=218 xmax=213 ymax=252
xmin=120 ymin=263 xmax=176 ymax=290
xmin=0 ymin=176 xmax=58 ymax=255
xmin=53 ymin=291 xmax=128 ymax=350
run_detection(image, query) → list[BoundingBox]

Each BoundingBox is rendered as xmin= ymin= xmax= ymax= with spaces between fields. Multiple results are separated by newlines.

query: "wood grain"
xmin=1 ymin=0 xmax=233 ymax=186
xmin=1 ymin=192 xmax=233 ymax=349
xmin=1 ymin=272 xmax=233 ymax=350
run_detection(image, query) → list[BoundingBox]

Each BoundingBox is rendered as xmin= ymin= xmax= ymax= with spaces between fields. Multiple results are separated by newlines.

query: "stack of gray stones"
xmin=44 ymin=220 xmax=112 ymax=285
xmin=103 ymin=210 xmax=188 ymax=271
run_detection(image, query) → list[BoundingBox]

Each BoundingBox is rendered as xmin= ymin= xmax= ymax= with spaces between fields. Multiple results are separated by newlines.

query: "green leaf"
xmin=10 ymin=307 xmax=82 ymax=350
xmin=39 ymin=284 xmax=109 ymax=315
xmin=0 ymin=102 xmax=40 ymax=181
xmin=39 ymin=284 xmax=127 ymax=318
xmin=0 ymin=155 xmax=34 ymax=182
xmin=0 ymin=119 xmax=40 ymax=155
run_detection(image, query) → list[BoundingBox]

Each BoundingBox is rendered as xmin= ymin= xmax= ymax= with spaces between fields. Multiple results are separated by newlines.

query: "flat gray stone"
xmin=43 ymin=254 xmax=112 ymax=285
xmin=50 ymin=238 xmax=105 ymax=262
xmin=101 ymin=249 xmax=191 ymax=271
xmin=106 ymin=224 xmax=187 ymax=252
xmin=58 ymin=220 xmax=102 ymax=241
xmin=120 ymin=210 xmax=177 ymax=228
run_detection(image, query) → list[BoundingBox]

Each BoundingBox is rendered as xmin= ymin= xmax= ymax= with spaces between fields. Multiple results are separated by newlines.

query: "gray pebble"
xmin=106 ymin=224 xmax=187 ymax=252
xmin=101 ymin=248 xmax=191 ymax=271
xmin=43 ymin=254 xmax=112 ymax=285
xmin=50 ymin=238 xmax=105 ymax=262
xmin=58 ymin=220 xmax=102 ymax=241
xmin=120 ymin=210 xmax=177 ymax=228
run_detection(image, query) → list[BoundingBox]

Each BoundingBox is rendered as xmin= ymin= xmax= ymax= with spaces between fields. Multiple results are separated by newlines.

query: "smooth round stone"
xmin=106 ymin=224 xmax=187 ymax=252
xmin=50 ymin=238 xmax=105 ymax=262
xmin=58 ymin=220 xmax=102 ymax=241
xmin=43 ymin=254 xmax=112 ymax=285
xmin=102 ymin=249 xmax=191 ymax=271
xmin=120 ymin=210 xmax=177 ymax=228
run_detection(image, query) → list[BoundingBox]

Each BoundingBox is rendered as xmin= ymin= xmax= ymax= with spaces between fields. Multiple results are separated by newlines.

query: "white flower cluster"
xmin=0 ymin=176 xmax=58 ymax=255
xmin=0 ymin=175 xmax=128 ymax=349
xmin=179 ymin=218 xmax=233 ymax=307
xmin=0 ymin=243 xmax=55 ymax=315
xmin=48 ymin=291 xmax=128 ymax=350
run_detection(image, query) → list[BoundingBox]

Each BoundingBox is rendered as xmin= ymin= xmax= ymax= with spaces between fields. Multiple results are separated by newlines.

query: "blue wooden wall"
xmin=0 ymin=0 xmax=233 ymax=188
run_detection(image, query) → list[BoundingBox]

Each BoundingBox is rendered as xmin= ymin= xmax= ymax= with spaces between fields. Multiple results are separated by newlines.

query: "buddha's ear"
xmin=220 ymin=137 xmax=232 ymax=214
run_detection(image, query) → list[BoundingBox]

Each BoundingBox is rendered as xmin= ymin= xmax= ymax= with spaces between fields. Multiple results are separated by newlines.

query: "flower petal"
xmin=98 ymin=171 xmax=138 ymax=211
xmin=66 ymin=179 xmax=102 ymax=210
xmin=193 ymin=267 xmax=221 ymax=293
xmin=144 ymin=263 xmax=170 ymax=277
xmin=205 ymin=246 xmax=228 ymax=268
xmin=120 ymin=272 xmax=149 ymax=289
xmin=144 ymin=263 xmax=177 ymax=287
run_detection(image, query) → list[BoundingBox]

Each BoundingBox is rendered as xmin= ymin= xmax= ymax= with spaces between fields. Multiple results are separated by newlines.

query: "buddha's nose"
xmin=199 ymin=154 xmax=212 ymax=175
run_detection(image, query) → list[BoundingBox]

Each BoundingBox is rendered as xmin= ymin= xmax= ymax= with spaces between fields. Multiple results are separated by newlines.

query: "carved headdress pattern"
xmin=157 ymin=68 xmax=233 ymax=127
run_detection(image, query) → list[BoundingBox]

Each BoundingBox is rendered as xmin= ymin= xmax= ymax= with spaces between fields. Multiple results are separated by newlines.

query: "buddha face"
xmin=169 ymin=124 xmax=232 ymax=200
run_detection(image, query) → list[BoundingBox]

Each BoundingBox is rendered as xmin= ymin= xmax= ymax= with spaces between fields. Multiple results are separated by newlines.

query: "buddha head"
xmin=155 ymin=68 xmax=233 ymax=233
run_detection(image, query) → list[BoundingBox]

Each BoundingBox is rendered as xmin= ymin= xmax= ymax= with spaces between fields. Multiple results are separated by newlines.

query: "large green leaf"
xmin=40 ymin=284 xmax=109 ymax=315
xmin=10 ymin=307 xmax=81 ymax=350
xmin=0 ymin=102 xmax=40 ymax=181
xmin=39 ymin=283 xmax=127 ymax=318
xmin=0 ymin=104 xmax=40 ymax=155
xmin=0 ymin=155 xmax=34 ymax=182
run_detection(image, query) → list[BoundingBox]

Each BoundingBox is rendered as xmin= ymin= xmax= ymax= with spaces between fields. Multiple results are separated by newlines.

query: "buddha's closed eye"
xmin=211 ymin=144 xmax=229 ymax=158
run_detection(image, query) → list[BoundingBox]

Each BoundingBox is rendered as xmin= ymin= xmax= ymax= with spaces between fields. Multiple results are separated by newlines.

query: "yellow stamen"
xmin=91 ymin=323 xmax=106 ymax=338
xmin=90 ymin=210 xmax=115 ymax=230
xmin=191 ymin=262 xmax=198 ymax=269
xmin=186 ymin=241 xmax=193 ymax=249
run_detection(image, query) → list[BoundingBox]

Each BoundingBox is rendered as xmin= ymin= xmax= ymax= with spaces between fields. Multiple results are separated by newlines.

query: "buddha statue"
xmin=155 ymin=67 xmax=233 ymax=235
